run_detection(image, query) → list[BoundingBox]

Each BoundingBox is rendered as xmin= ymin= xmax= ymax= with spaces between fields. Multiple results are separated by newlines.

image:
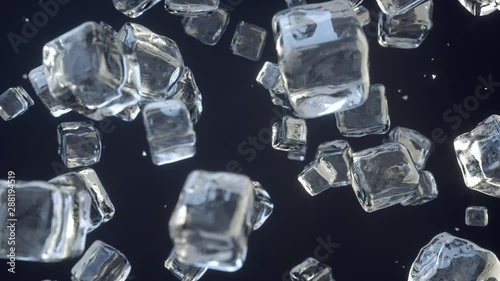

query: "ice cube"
xmin=378 ymin=1 xmax=434 ymax=49
xmin=285 ymin=0 xmax=307 ymax=7
xmin=142 ymin=100 xmax=196 ymax=165
xmin=251 ymin=182 xmax=274 ymax=231
xmin=256 ymin=62 xmax=290 ymax=109
xmin=350 ymin=0 xmax=364 ymax=7
xmin=454 ymin=115 xmax=500 ymax=198
xmin=118 ymin=23 xmax=184 ymax=101
xmin=28 ymin=66 xmax=71 ymax=117
xmin=376 ymin=0 xmax=426 ymax=15
xmin=182 ymin=8 xmax=230 ymax=46
xmin=170 ymin=67 xmax=203 ymax=124
xmin=401 ymin=170 xmax=438 ymax=206
xmin=335 ymin=84 xmax=390 ymax=137
xmin=384 ymin=127 xmax=432 ymax=170
xmin=0 ymin=86 xmax=34 ymax=121
xmin=165 ymin=0 xmax=219 ymax=16
xmin=272 ymin=1 xmax=370 ymax=118
xmin=409 ymin=232 xmax=500 ymax=281
xmin=465 ymin=206 xmax=489 ymax=227
xmin=165 ymin=247 xmax=208 ymax=281
xmin=351 ymin=142 xmax=420 ymax=212
xmin=355 ymin=5 xmax=371 ymax=26
xmin=43 ymin=22 xmax=141 ymax=120
xmin=288 ymin=145 xmax=307 ymax=161
xmin=298 ymin=158 xmax=338 ymax=196
xmin=71 ymin=240 xmax=130 ymax=281
xmin=289 ymin=258 xmax=335 ymax=281
xmin=315 ymin=140 xmax=353 ymax=187
xmin=230 ymin=21 xmax=267 ymax=61
xmin=458 ymin=0 xmax=499 ymax=16
xmin=49 ymin=168 xmax=115 ymax=232
xmin=112 ymin=0 xmax=162 ymax=18
xmin=0 ymin=181 xmax=90 ymax=262
xmin=169 ymin=171 xmax=254 ymax=272
xmin=272 ymin=116 xmax=307 ymax=151
xmin=116 ymin=104 xmax=141 ymax=122
xmin=58 ymin=122 xmax=102 ymax=169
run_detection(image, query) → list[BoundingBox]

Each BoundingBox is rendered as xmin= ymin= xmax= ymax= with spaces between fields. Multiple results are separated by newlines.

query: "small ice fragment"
xmin=142 ymin=151 xmax=147 ymax=156
xmin=230 ymin=21 xmax=267 ymax=61
xmin=402 ymin=95 xmax=409 ymax=100
xmin=170 ymin=67 xmax=203 ymax=124
xmin=251 ymin=182 xmax=274 ymax=230
xmin=465 ymin=206 xmax=489 ymax=227
xmin=57 ymin=122 xmax=102 ymax=169
xmin=0 ymin=86 xmax=34 ymax=121
xmin=116 ymin=104 xmax=141 ymax=122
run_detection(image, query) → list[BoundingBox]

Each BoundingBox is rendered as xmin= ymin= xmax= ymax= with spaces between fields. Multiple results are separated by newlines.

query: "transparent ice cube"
xmin=298 ymin=158 xmax=338 ymax=196
xmin=251 ymin=182 xmax=274 ymax=231
xmin=288 ymin=145 xmax=307 ymax=161
xmin=165 ymin=0 xmax=220 ymax=16
xmin=351 ymin=142 xmax=420 ymax=212
xmin=409 ymin=232 xmax=500 ymax=281
xmin=256 ymin=62 xmax=290 ymax=109
xmin=182 ymin=8 xmax=230 ymax=46
xmin=170 ymin=67 xmax=203 ymax=124
xmin=112 ymin=0 xmax=162 ymax=18
xmin=384 ymin=127 xmax=432 ymax=170
xmin=285 ymin=0 xmax=307 ymax=7
xmin=355 ymin=5 xmax=371 ymax=26
xmin=169 ymin=170 xmax=254 ymax=272
xmin=165 ymin=247 xmax=208 ymax=281
xmin=230 ymin=21 xmax=267 ymax=61
xmin=315 ymin=140 xmax=353 ymax=187
xmin=458 ymin=0 xmax=499 ymax=16
xmin=465 ymin=206 xmax=489 ymax=227
xmin=335 ymin=84 xmax=390 ymax=137
xmin=71 ymin=240 xmax=131 ymax=281
xmin=0 ymin=86 xmax=34 ymax=121
xmin=58 ymin=122 xmax=102 ymax=169
xmin=272 ymin=116 xmax=307 ymax=151
xmin=0 ymin=181 xmax=90 ymax=262
xmin=28 ymin=66 xmax=71 ymax=117
xmin=289 ymin=258 xmax=335 ymax=281
xmin=401 ymin=170 xmax=438 ymax=206
xmin=272 ymin=1 xmax=370 ymax=118
xmin=142 ymin=100 xmax=196 ymax=165
xmin=378 ymin=0 xmax=434 ymax=49
xmin=376 ymin=0 xmax=426 ymax=15
xmin=118 ymin=22 xmax=184 ymax=101
xmin=454 ymin=115 xmax=500 ymax=198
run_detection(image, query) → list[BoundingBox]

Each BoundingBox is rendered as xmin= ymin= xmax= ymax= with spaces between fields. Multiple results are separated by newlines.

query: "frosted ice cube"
xmin=0 ymin=86 xmax=34 ymax=121
xmin=230 ymin=21 xmax=267 ymax=61
xmin=465 ymin=206 xmax=489 ymax=227
xmin=182 ymin=8 xmax=230 ymax=46
xmin=58 ymin=122 xmax=102 ymax=169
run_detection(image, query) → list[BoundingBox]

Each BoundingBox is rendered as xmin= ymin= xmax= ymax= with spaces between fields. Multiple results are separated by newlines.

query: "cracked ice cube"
xmin=112 ymin=0 xmax=162 ymax=18
xmin=272 ymin=116 xmax=307 ymax=151
xmin=165 ymin=0 xmax=219 ymax=16
xmin=378 ymin=1 xmax=434 ymax=49
xmin=289 ymin=258 xmax=335 ymax=281
xmin=169 ymin=171 xmax=254 ymax=272
xmin=43 ymin=22 xmax=141 ymax=120
xmin=355 ymin=6 xmax=371 ymax=26
xmin=230 ymin=21 xmax=267 ymax=61
xmin=118 ymin=23 xmax=184 ymax=101
xmin=0 ymin=181 xmax=91 ymax=262
xmin=315 ymin=140 xmax=353 ymax=187
xmin=170 ymin=67 xmax=203 ymax=124
xmin=384 ymin=127 xmax=432 ymax=170
xmin=272 ymin=1 xmax=370 ymax=118
xmin=49 ymin=168 xmax=115 ymax=232
xmin=286 ymin=0 xmax=307 ymax=7
xmin=454 ymin=115 xmax=500 ymax=198
xmin=409 ymin=232 xmax=500 ymax=281
xmin=0 ymin=86 xmax=34 ymax=121
xmin=458 ymin=0 xmax=499 ymax=16
xmin=465 ymin=206 xmax=489 ymax=227
xmin=71 ymin=240 xmax=130 ymax=281
xmin=256 ymin=62 xmax=290 ymax=109
xmin=288 ymin=145 xmax=307 ymax=161
xmin=28 ymin=66 xmax=70 ymax=117
xmin=335 ymin=84 xmax=390 ymax=137
xmin=251 ymin=182 xmax=274 ymax=231
xmin=401 ymin=170 xmax=438 ymax=206
xmin=165 ymin=247 xmax=207 ymax=281
xmin=376 ymin=0 xmax=426 ymax=15
xmin=58 ymin=122 xmax=102 ymax=169
xmin=182 ymin=8 xmax=230 ymax=46
xmin=351 ymin=142 xmax=420 ymax=212
xmin=298 ymin=158 xmax=337 ymax=196
xmin=143 ymin=100 xmax=196 ymax=165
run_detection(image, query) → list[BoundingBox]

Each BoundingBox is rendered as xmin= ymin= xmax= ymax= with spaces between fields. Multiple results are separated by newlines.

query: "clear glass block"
xmin=272 ymin=1 xmax=370 ymax=118
xmin=409 ymin=232 xmax=500 ymax=281
xmin=116 ymin=104 xmax=141 ymax=122
xmin=28 ymin=66 xmax=70 ymax=117
xmin=454 ymin=114 xmax=500 ymax=198
xmin=315 ymin=140 xmax=353 ymax=187
xmin=170 ymin=67 xmax=203 ymax=124
xmin=165 ymin=0 xmax=220 ymax=16
xmin=49 ymin=168 xmax=115 ymax=232
xmin=251 ymin=182 xmax=274 ymax=231
xmin=182 ymin=8 xmax=230 ymax=46
xmin=256 ymin=62 xmax=290 ymax=109
xmin=0 ymin=86 xmax=34 ymax=121
xmin=458 ymin=0 xmax=499 ymax=16
xmin=384 ymin=126 xmax=432 ymax=170
xmin=288 ymin=145 xmax=307 ymax=161
xmin=71 ymin=240 xmax=131 ymax=281
xmin=401 ymin=170 xmax=438 ymax=206
xmin=355 ymin=5 xmax=371 ymax=26
xmin=298 ymin=158 xmax=337 ymax=196
xmin=285 ymin=0 xmax=307 ymax=7
xmin=169 ymin=170 xmax=254 ymax=272
xmin=230 ymin=21 xmax=267 ymax=61
xmin=351 ymin=143 xmax=420 ymax=212
xmin=165 ymin=247 xmax=207 ymax=281
xmin=118 ymin=22 xmax=184 ymax=101
xmin=112 ymin=0 xmax=162 ymax=18
xmin=272 ymin=116 xmax=307 ymax=151
xmin=376 ymin=0 xmax=426 ymax=15
xmin=0 ymin=181 xmax=90 ymax=262
xmin=142 ymin=100 xmax=196 ymax=165
xmin=465 ymin=206 xmax=489 ymax=227
xmin=289 ymin=258 xmax=335 ymax=281
xmin=378 ymin=1 xmax=434 ymax=49
xmin=335 ymin=84 xmax=390 ymax=137
xmin=58 ymin=122 xmax=102 ymax=169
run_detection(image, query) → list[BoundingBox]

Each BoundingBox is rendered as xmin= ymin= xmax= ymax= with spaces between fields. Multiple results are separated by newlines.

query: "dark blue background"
xmin=1 ymin=0 xmax=500 ymax=280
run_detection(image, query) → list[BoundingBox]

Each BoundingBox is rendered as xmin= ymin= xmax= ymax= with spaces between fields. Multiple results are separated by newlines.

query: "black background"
xmin=1 ymin=0 xmax=500 ymax=280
